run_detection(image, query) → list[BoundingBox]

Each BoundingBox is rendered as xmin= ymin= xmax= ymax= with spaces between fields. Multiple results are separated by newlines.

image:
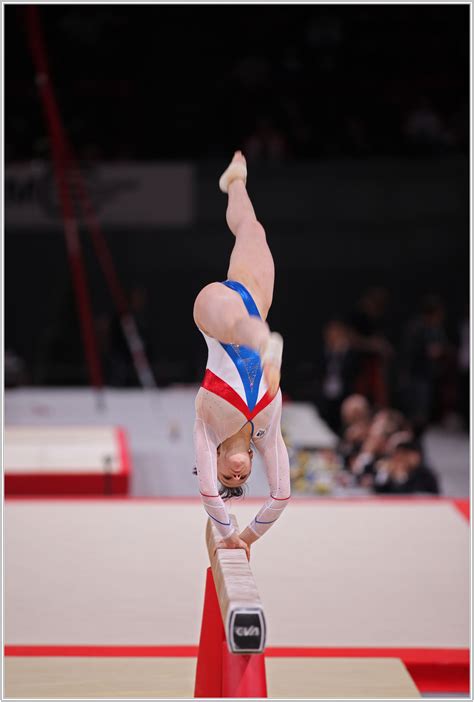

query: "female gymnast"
xmin=193 ymin=151 xmax=291 ymax=559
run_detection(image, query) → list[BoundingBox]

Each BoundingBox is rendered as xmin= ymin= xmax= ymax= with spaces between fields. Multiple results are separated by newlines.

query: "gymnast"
xmin=193 ymin=151 xmax=291 ymax=559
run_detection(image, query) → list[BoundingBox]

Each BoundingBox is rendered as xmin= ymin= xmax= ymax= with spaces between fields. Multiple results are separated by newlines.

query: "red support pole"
xmin=23 ymin=5 xmax=103 ymax=391
xmin=194 ymin=568 xmax=225 ymax=698
xmin=221 ymin=644 xmax=268 ymax=698
xmin=194 ymin=567 xmax=268 ymax=698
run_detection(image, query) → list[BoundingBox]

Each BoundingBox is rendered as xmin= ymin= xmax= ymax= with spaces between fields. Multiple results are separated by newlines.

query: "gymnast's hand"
xmin=216 ymin=535 xmax=251 ymax=561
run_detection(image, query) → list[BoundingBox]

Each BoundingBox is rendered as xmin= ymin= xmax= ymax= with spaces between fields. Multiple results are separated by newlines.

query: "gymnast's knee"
xmin=193 ymin=282 xmax=246 ymax=339
xmin=193 ymin=282 xmax=222 ymax=323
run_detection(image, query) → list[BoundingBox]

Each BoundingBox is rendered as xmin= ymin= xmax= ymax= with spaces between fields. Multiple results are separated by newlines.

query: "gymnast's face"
xmin=217 ymin=445 xmax=254 ymax=488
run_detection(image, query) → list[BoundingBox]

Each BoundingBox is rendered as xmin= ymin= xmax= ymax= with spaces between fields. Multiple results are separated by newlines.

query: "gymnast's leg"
xmin=224 ymin=153 xmax=275 ymax=320
xmin=193 ymin=151 xmax=282 ymax=394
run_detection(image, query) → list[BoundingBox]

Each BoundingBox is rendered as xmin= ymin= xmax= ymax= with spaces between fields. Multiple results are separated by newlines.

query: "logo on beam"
xmin=228 ymin=609 xmax=266 ymax=654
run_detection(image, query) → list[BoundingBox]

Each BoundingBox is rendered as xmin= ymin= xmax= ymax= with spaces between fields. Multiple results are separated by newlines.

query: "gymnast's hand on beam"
xmin=215 ymin=535 xmax=251 ymax=561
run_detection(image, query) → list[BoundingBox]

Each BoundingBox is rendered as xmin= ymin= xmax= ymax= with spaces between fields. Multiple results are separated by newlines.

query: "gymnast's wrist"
xmin=239 ymin=527 xmax=259 ymax=546
xmin=223 ymin=530 xmax=238 ymax=545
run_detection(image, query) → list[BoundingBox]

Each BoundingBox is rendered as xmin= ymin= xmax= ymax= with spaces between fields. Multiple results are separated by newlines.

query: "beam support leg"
xmin=194 ymin=567 xmax=225 ymax=698
xmin=222 ymin=644 xmax=267 ymax=698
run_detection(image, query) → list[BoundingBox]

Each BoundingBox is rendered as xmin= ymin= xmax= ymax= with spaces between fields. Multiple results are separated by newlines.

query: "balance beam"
xmin=206 ymin=514 xmax=266 ymax=654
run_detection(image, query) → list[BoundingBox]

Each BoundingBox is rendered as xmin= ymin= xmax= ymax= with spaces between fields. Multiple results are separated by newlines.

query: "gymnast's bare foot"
xmin=231 ymin=150 xmax=246 ymax=168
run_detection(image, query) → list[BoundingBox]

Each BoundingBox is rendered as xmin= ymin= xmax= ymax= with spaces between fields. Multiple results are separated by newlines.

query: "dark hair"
xmin=192 ymin=466 xmax=246 ymax=501
xmin=218 ymin=485 xmax=245 ymax=500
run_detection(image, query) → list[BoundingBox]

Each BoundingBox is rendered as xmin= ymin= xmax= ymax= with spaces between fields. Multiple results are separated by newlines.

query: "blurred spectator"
xmin=370 ymin=408 xmax=407 ymax=438
xmin=385 ymin=429 xmax=415 ymax=453
xmin=338 ymin=395 xmax=372 ymax=470
xmin=352 ymin=408 xmax=410 ymax=478
xmin=340 ymin=436 xmax=371 ymax=473
xmin=339 ymin=398 xmax=424 ymax=491
xmin=400 ymin=294 xmax=452 ymax=432
xmin=347 ymin=407 xmax=403 ymax=479
xmin=344 ymin=419 xmax=371 ymax=447
xmin=318 ymin=318 xmax=359 ymax=432
xmin=349 ymin=430 xmax=387 ymax=481
xmin=373 ymin=440 xmax=439 ymax=494
xmin=350 ymin=286 xmax=393 ymax=407
xmin=341 ymin=393 xmax=371 ymax=426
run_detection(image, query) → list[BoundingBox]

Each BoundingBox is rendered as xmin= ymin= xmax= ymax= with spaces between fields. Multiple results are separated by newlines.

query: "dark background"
xmin=5 ymin=5 xmax=469 ymax=407
xmin=5 ymin=4 xmax=469 ymax=161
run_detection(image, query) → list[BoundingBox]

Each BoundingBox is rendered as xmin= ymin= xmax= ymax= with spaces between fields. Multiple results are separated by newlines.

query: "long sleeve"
xmin=193 ymin=416 xmax=236 ymax=539
xmin=245 ymin=393 xmax=291 ymax=540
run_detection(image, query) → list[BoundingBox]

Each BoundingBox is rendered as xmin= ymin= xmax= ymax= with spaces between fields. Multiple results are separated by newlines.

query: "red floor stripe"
xmin=453 ymin=499 xmax=470 ymax=522
xmin=4 ymin=495 xmax=466 ymax=505
xmin=4 ymin=645 xmax=197 ymax=657
xmin=5 ymin=644 xmax=468 ymax=663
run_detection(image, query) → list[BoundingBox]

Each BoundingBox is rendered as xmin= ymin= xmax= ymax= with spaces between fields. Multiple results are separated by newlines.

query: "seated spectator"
xmin=344 ymin=406 xmax=415 ymax=485
xmin=385 ymin=430 xmax=415 ymax=454
xmin=349 ymin=431 xmax=387 ymax=480
xmin=341 ymin=394 xmax=371 ymax=427
xmin=370 ymin=408 xmax=407 ymax=438
xmin=344 ymin=419 xmax=371 ymax=445
xmin=338 ymin=394 xmax=372 ymax=468
xmin=373 ymin=441 xmax=439 ymax=494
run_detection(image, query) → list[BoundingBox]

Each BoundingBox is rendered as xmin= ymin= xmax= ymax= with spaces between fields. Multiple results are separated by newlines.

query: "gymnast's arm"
xmin=240 ymin=394 xmax=291 ymax=546
xmin=194 ymin=416 xmax=250 ymax=556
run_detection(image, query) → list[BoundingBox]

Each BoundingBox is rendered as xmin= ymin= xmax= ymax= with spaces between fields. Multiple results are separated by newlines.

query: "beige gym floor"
xmin=4 ymin=656 xmax=420 ymax=698
xmin=4 ymin=498 xmax=469 ymax=697
xmin=5 ymin=499 xmax=469 ymax=648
